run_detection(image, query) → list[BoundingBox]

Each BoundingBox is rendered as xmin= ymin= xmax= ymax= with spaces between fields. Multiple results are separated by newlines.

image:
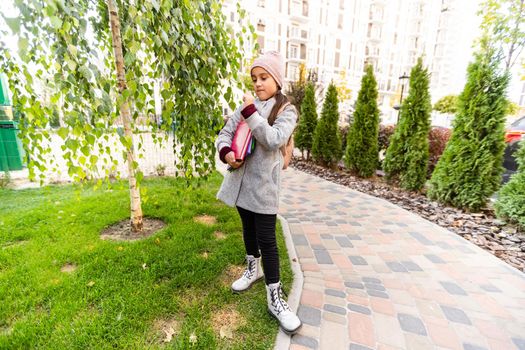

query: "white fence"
xmin=18 ymin=131 xmax=180 ymax=184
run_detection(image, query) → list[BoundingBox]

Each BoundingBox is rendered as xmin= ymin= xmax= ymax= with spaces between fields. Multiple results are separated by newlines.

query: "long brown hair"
xmin=268 ymin=90 xmax=293 ymax=126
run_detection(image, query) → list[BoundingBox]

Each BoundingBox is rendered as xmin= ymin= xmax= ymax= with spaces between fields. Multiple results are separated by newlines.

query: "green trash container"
xmin=0 ymin=121 xmax=25 ymax=171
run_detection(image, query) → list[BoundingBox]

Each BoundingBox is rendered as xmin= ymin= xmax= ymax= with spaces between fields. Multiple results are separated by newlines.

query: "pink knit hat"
xmin=250 ymin=51 xmax=285 ymax=89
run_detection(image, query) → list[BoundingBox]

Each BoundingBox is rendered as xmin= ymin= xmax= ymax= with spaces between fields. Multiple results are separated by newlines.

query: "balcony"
xmin=366 ymin=51 xmax=380 ymax=60
xmin=287 ymin=56 xmax=306 ymax=64
xmin=287 ymin=43 xmax=307 ymax=64
xmin=367 ymin=33 xmax=381 ymax=43
xmin=290 ymin=3 xmax=309 ymax=23
xmin=288 ymin=29 xmax=309 ymax=43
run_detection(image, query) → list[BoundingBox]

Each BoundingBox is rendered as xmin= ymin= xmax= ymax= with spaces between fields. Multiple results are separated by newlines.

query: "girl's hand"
xmin=225 ymin=151 xmax=243 ymax=169
xmin=242 ymin=92 xmax=255 ymax=109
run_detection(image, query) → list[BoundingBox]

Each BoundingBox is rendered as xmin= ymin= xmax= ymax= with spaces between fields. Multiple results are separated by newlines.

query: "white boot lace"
xmin=243 ymin=258 xmax=256 ymax=279
xmin=270 ymin=284 xmax=291 ymax=316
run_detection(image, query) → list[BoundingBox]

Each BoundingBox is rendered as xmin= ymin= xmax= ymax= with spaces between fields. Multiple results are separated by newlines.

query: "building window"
xmin=335 ymin=52 xmax=340 ymax=67
xmin=291 ymin=25 xmax=299 ymax=38
xmin=338 ymin=14 xmax=343 ymax=29
xmin=257 ymin=36 xmax=265 ymax=52
xmin=257 ymin=20 xmax=266 ymax=32
xmin=301 ymin=29 xmax=308 ymax=39
xmin=289 ymin=44 xmax=298 ymax=59
xmin=336 ymin=38 xmax=341 ymax=50
xmin=230 ymin=12 xmax=234 ymax=22
xmin=302 ymin=0 xmax=308 ymax=16
xmin=288 ymin=63 xmax=298 ymax=80
xmin=258 ymin=0 xmax=265 ymax=7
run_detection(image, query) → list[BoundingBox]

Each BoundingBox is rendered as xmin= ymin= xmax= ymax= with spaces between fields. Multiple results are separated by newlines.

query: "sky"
xmin=0 ymin=1 xmax=18 ymax=53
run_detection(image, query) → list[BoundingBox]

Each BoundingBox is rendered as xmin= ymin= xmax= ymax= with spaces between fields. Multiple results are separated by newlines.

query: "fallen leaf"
xmin=219 ymin=325 xmax=233 ymax=339
xmin=61 ymin=263 xmax=77 ymax=273
xmin=87 ymin=281 xmax=95 ymax=287
xmin=155 ymin=238 xmax=160 ymax=244
xmin=117 ymin=246 xmax=124 ymax=251
xmin=189 ymin=332 xmax=197 ymax=344
xmin=142 ymin=263 xmax=147 ymax=270
xmin=163 ymin=326 xmax=175 ymax=343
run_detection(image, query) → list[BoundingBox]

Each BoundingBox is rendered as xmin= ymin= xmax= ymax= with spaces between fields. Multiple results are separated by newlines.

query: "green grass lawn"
xmin=0 ymin=173 xmax=292 ymax=349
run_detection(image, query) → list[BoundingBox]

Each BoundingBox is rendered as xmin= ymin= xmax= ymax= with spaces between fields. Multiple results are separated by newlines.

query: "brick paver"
xmin=279 ymin=169 xmax=525 ymax=350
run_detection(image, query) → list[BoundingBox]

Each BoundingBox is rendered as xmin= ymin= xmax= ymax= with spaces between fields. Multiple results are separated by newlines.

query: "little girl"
xmin=216 ymin=51 xmax=302 ymax=335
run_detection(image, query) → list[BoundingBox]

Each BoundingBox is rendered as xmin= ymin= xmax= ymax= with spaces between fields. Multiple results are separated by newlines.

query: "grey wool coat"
xmin=216 ymin=97 xmax=297 ymax=215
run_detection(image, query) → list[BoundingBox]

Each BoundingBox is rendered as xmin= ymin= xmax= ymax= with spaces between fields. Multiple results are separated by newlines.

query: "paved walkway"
xmin=277 ymin=168 xmax=525 ymax=350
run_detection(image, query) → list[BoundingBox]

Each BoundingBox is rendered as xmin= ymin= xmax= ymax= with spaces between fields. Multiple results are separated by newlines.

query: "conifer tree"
xmin=294 ymin=82 xmax=318 ymax=160
xmin=345 ymin=65 xmax=380 ymax=177
xmin=312 ymin=83 xmax=342 ymax=168
xmin=383 ymin=58 xmax=432 ymax=191
xmin=495 ymin=140 xmax=525 ymax=230
xmin=428 ymin=43 xmax=509 ymax=210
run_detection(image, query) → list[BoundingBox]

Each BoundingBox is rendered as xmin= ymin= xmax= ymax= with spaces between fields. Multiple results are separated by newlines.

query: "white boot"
xmin=266 ymin=282 xmax=302 ymax=334
xmin=231 ymin=255 xmax=264 ymax=293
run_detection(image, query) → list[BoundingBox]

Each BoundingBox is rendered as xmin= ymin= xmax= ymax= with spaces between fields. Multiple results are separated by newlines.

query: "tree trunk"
xmin=107 ymin=0 xmax=143 ymax=232
xmin=505 ymin=0 xmax=524 ymax=70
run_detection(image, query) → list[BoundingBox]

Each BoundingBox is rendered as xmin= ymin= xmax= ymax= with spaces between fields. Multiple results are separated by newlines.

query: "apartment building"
xmin=222 ymin=0 xmax=482 ymax=124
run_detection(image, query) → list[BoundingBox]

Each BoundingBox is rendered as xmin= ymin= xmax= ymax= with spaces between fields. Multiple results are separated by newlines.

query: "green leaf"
xmin=68 ymin=44 xmax=78 ymax=57
xmin=3 ymin=17 xmax=20 ymax=33
xmin=57 ymin=127 xmax=69 ymax=140
xmin=50 ymin=16 xmax=63 ymax=30
xmin=128 ymin=40 xmax=140 ymax=54
xmin=18 ymin=37 xmax=29 ymax=52
xmin=86 ymin=134 xmax=95 ymax=145
xmin=62 ymin=20 xmax=71 ymax=33
xmin=81 ymin=146 xmax=90 ymax=157
xmin=135 ymin=170 xmax=144 ymax=184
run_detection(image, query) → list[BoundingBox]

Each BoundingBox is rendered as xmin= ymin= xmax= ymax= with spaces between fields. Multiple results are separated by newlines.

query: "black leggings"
xmin=236 ymin=206 xmax=279 ymax=284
